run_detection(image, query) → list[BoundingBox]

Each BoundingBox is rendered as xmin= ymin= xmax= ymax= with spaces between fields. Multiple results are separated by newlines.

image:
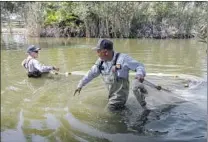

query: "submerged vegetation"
xmin=1 ymin=2 xmax=207 ymax=39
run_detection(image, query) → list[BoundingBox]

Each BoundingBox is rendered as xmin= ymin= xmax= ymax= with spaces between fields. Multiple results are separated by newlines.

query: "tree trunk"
xmin=84 ymin=20 xmax=90 ymax=37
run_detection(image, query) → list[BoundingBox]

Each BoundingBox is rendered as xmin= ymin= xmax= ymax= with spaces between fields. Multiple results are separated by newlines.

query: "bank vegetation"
xmin=1 ymin=2 xmax=207 ymax=39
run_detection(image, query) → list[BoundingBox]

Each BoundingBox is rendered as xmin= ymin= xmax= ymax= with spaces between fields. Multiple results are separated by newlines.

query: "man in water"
xmin=21 ymin=45 xmax=59 ymax=78
xmin=74 ymin=39 xmax=150 ymax=114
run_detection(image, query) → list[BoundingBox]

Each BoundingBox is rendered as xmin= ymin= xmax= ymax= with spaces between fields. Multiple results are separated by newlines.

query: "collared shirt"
xmin=77 ymin=51 xmax=146 ymax=88
xmin=21 ymin=56 xmax=53 ymax=73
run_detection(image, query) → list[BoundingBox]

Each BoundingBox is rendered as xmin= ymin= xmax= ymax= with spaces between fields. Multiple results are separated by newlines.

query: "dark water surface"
xmin=1 ymin=35 xmax=207 ymax=142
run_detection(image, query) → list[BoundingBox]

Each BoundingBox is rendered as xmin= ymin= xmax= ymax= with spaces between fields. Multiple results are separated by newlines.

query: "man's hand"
xmin=135 ymin=74 xmax=144 ymax=83
xmin=74 ymin=87 xmax=82 ymax=96
xmin=133 ymin=75 xmax=148 ymax=94
xmin=53 ymin=67 xmax=59 ymax=71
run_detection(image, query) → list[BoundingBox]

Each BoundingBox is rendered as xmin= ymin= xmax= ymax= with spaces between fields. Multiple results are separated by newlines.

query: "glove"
xmin=132 ymin=78 xmax=148 ymax=94
xmin=135 ymin=74 xmax=144 ymax=83
xmin=74 ymin=87 xmax=82 ymax=96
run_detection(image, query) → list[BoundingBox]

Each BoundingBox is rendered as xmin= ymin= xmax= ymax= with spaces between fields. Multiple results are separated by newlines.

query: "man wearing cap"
xmin=21 ymin=45 xmax=59 ymax=78
xmin=74 ymin=39 xmax=149 ymax=114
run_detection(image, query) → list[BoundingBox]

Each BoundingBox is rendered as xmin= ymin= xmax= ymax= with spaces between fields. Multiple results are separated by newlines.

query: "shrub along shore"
xmin=1 ymin=2 xmax=207 ymax=39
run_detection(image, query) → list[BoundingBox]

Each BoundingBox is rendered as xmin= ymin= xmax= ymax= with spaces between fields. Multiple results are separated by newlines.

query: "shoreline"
xmin=1 ymin=27 xmax=195 ymax=39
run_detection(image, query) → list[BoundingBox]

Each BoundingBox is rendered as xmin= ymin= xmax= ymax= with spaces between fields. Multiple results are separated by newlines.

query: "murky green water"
xmin=1 ymin=35 xmax=207 ymax=142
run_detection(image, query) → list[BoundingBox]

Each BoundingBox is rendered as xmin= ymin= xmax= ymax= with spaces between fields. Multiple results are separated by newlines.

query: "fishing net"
xmin=144 ymin=84 xmax=185 ymax=109
xmin=142 ymin=74 xmax=204 ymax=109
xmin=52 ymin=70 xmax=204 ymax=110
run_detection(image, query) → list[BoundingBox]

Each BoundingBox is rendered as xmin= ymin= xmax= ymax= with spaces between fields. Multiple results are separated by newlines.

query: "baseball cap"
xmin=27 ymin=45 xmax=41 ymax=53
xmin=92 ymin=39 xmax=113 ymax=50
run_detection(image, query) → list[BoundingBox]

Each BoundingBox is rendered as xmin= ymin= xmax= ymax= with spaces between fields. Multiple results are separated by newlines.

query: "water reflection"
xmin=1 ymin=34 xmax=26 ymax=50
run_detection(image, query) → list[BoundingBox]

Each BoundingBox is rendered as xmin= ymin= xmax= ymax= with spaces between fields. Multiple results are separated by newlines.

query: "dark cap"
xmin=27 ymin=45 xmax=41 ymax=53
xmin=92 ymin=39 xmax=113 ymax=50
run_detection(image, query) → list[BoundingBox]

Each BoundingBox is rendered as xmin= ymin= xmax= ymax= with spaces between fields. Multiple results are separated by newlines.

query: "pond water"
xmin=1 ymin=34 xmax=207 ymax=142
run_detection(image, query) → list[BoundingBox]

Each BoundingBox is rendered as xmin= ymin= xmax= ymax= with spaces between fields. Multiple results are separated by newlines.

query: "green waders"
xmin=103 ymin=73 xmax=147 ymax=111
xmin=100 ymin=53 xmax=147 ymax=111
xmin=107 ymin=77 xmax=129 ymax=110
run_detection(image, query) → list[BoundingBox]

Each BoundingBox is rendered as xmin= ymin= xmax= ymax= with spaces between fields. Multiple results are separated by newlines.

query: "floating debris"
xmin=24 ymin=98 xmax=31 ymax=102
xmin=184 ymin=84 xmax=189 ymax=87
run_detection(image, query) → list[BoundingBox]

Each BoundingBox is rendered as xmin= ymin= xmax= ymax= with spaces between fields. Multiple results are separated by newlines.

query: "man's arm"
xmin=33 ymin=59 xmax=54 ymax=73
xmin=77 ymin=60 xmax=101 ymax=88
xmin=124 ymin=55 xmax=146 ymax=78
xmin=21 ymin=59 xmax=27 ymax=68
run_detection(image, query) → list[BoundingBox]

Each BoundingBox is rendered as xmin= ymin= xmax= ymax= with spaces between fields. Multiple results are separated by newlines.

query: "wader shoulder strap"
xmin=99 ymin=52 xmax=120 ymax=73
xmin=113 ymin=53 xmax=120 ymax=65
xmin=99 ymin=61 xmax=104 ymax=73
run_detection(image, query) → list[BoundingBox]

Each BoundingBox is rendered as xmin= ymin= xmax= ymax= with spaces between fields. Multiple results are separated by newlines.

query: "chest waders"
xmin=99 ymin=53 xmax=147 ymax=111
xmin=24 ymin=59 xmax=42 ymax=78
xmin=28 ymin=71 xmax=42 ymax=78
xmin=99 ymin=53 xmax=129 ymax=110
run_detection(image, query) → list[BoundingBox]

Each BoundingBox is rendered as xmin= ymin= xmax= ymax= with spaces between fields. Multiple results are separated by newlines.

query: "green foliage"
xmin=2 ymin=2 xmax=207 ymax=38
xmin=43 ymin=2 xmax=79 ymax=26
xmin=152 ymin=2 xmax=174 ymax=20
